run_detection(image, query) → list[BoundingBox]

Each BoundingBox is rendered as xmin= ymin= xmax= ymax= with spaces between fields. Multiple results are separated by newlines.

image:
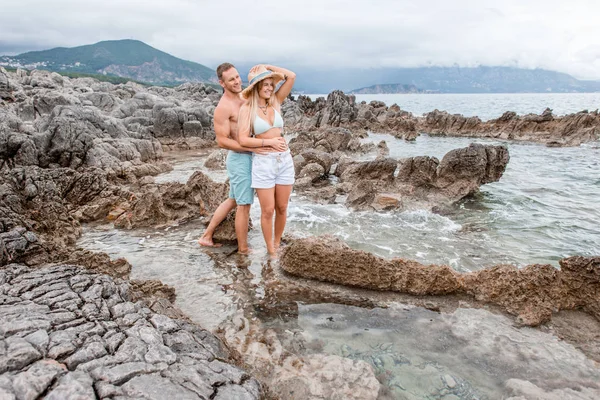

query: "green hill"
xmin=0 ymin=39 xmax=216 ymax=86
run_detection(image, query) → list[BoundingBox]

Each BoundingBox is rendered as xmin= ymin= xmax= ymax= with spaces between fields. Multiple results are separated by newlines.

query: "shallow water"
xmin=298 ymin=303 xmax=600 ymax=399
xmin=78 ymin=135 xmax=600 ymax=398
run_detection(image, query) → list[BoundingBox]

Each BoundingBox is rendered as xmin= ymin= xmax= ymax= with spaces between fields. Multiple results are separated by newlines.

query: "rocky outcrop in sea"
xmin=282 ymin=91 xmax=600 ymax=146
xmin=287 ymin=127 xmax=509 ymax=210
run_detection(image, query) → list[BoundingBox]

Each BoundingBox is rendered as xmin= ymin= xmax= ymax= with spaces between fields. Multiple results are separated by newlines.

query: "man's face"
xmin=220 ymin=68 xmax=242 ymax=94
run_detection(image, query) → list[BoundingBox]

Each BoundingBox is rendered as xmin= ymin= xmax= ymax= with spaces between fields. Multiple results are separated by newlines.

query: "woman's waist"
xmin=253 ymin=149 xmax=291 ymax=157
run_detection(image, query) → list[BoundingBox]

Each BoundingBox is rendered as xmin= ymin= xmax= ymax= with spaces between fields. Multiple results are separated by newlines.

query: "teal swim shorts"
xmin=226 ymin=151 xmax=254 ymax=205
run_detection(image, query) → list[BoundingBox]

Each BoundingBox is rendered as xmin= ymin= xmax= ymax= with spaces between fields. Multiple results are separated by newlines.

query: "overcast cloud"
xmin=1 ymin=0 xmax=599 ymax=79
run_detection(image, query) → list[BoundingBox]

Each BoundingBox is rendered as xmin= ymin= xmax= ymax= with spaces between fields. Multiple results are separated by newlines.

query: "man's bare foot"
xmin=237 ymin=248 xmax=253 ymax=255
xmin=197 ymin=236 xmax=222 ymax=248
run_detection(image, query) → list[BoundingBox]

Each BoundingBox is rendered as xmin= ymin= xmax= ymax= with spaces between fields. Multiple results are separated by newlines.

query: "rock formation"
xmin=1 ymin=67 xmax=219 ymax=174
xmin=290 ymin=133 xmax=510 ymax=211
xmin=0 ymin=263 xmax=262 ymax=399
xmin=282 ymin=91 xmax=600 ymax=146
xmin=279 ymin=235 xmax=600 ymax=326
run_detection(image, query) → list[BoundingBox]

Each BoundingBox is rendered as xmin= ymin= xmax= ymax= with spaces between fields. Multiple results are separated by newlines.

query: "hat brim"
xmin=241 ymin=71 xmax=285 ymax=99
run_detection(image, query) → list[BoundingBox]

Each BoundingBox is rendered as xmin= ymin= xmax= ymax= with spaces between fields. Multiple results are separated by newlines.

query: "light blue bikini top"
xmin=253 ymin=107 xmax=284 ymax=136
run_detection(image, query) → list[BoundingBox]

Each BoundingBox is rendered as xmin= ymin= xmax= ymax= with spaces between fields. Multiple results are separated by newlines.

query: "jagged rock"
xmin=204 ymin=149 xmax=227 ymax=170
xmin=114 ymin=171 xmax=228 ymax=229
xmin=284 ymin=91 xmax=600 ymax=147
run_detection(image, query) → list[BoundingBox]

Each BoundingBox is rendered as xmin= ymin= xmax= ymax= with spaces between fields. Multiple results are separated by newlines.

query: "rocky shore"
xmin=2 ymin=66 xmax=599 ymax=398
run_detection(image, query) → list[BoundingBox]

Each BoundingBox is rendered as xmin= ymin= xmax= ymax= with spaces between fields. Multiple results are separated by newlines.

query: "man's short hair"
xmin=216 ymin=63 xmax=235 ymax=80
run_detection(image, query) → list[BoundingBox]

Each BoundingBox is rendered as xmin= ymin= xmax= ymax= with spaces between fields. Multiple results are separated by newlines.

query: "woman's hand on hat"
xmin=250 ymin=65 xmax=263 ymax=74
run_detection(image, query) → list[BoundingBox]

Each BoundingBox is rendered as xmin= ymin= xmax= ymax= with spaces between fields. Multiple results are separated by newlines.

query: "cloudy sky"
xmin=2 ymin=0 xmax=599 ymax=79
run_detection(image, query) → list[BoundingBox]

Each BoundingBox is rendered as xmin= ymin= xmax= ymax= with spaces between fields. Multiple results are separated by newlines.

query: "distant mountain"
xmin=349 ymin=83 xmax=427 ymax=94
xmin=0 ymin=39 xmax=216 ymax=86
xmin=282 ymin=65 xmax=600 ymax=94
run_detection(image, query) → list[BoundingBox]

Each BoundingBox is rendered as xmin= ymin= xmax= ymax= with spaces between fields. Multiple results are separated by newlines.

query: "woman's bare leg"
xmin=274 ymin=184 xmax=293 ymax=250
xmin=255 ymin=188 xmax=276 ymax=255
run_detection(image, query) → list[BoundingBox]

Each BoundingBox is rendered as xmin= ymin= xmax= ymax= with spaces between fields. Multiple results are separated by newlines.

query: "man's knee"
xmin=236 ymin=204 xmax=251 ymax=215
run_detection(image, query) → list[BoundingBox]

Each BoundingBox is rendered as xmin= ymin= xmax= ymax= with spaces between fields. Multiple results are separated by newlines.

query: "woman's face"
xmin=257 ymin=78 xmax=274 ymax=100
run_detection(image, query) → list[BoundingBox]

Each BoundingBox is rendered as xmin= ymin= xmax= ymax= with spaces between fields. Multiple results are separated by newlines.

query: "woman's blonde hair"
xmin=241 ymin=79 xmax=280 ymax=137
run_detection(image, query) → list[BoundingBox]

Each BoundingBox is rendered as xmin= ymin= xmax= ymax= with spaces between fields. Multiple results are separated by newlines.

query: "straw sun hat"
xmin=241 ymin=65 xmax=285 ymax=99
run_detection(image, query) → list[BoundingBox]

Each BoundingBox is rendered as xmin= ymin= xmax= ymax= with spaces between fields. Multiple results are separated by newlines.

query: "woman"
xmin=237 ymin=64 xmax=296 ymax=256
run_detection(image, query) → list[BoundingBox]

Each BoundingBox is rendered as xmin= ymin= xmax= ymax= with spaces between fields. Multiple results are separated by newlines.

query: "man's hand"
xmin=267 ymin=137 xmax=287 ymax=152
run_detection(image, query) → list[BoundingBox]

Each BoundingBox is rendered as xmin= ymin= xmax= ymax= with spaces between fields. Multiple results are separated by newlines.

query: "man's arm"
xmin=214 ymin=106 xmax=252 ymax=152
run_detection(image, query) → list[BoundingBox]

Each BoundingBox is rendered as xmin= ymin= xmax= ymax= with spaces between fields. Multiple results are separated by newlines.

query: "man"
xmin=197 ymin=63 xmax=285 ymax=254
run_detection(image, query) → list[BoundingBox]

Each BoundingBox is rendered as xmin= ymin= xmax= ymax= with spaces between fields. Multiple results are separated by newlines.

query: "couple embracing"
xmin=197 ymin=63 xmax=296 ymax=256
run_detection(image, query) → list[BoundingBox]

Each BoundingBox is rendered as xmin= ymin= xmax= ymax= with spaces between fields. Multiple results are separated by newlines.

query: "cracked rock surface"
xmin=0 ymin=263 xmax=262 ymax=399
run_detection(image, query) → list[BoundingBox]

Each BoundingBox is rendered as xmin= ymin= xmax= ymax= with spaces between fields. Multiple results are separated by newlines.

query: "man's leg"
xmin=198 ymin=198 xmax=237 ymax=247
xmin=235 ymin=204 xmax=251 ymax=254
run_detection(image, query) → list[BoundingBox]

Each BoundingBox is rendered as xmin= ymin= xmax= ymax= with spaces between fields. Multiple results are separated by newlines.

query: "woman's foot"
xmin=197 ymin=236 xmax=222 ymax=248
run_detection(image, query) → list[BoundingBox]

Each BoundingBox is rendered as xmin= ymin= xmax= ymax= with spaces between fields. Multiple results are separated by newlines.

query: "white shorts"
xmin=252 ymin=150 xmax=295 ymax=189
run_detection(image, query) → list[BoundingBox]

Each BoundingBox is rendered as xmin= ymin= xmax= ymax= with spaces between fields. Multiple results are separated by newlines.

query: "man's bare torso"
xmin=216 ymin=94 xmax=245 ymax=141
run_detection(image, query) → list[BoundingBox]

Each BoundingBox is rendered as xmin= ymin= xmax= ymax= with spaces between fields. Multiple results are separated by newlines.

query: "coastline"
xmin=2 ymin=66 xmax=600 ymax=399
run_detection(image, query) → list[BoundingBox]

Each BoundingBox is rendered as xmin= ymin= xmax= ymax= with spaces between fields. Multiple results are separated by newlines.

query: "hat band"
xmin=248 ymin=71 xmax=274 ymax=86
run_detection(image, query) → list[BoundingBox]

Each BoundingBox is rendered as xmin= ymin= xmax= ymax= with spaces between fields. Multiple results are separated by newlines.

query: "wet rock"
xmin=505 ymin=378 xmax=600 ymax=400
xmin=280 ymin=235 xmax=461 ymax=295
xmin=204 ymin=149 xmax=228 ymax=170
xmin=280 ymin=236 xmax=600 ymax=326
xmin=114 ymin=170 xmax=228 ymax=229
xmin=340 ymin=144 xmax=509 ymax=211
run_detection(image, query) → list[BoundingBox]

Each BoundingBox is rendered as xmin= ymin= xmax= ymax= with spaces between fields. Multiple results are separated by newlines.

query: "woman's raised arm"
xmin=266 ymin=65 xmax=296 ymax=105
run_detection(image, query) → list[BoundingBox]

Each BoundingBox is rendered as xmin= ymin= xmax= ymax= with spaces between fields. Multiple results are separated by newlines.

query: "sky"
xmin=1 ymin=0 xmax=600 ymax=80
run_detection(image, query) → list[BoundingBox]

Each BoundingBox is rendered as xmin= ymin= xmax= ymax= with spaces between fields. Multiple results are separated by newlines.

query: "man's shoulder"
xmin=216 ymin=96 xmax=243 ymax=116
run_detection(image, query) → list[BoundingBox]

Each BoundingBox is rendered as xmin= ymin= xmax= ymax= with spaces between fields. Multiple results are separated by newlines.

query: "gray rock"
xmin=121 ymin=373 xmax=200 ymax=399
xmin=23 ymin=330 xmax=50 ymax=355
xmin=214 ymin=384 xmax=260 ymax=400
xmin=0 ymin=263 xmax=259 ymax=399
xmin=110 ymin=301 xmax=137 ymax=318
xmin=145 ymin=343 xmax=177 ymax=365
xmin=149 ymin=314 xmax=179 ymax=333
xmin=45 ymin=371 xmax=95 ymax=400
xmin=0 ymin=337 xmax=42 ymax=374
xmin=12 ymin=360 xmax=66 ymax=400
xmin=90 ymin=361 xmax=164 ymax=385
xmin=64 ymin=341 xmax=108 ymax=369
